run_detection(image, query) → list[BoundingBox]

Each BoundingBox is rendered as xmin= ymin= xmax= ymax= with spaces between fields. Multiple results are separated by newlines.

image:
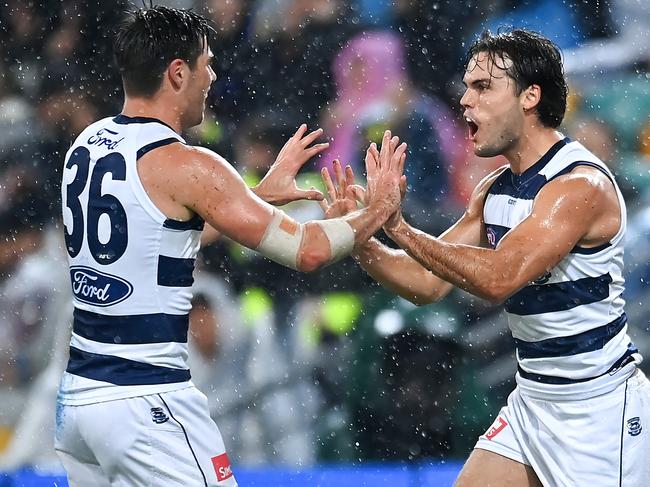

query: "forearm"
xmin=353 ymin=238 xmax=453 ymax=305
xmin=387 ymin=220 xmax=507 ymax=302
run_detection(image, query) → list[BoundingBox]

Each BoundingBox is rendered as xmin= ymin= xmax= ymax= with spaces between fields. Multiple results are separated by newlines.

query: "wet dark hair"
xmin=113 ymin=5 xmax=214 ymax=97
xmin=466 ymin=29 xmax=568 ymax=128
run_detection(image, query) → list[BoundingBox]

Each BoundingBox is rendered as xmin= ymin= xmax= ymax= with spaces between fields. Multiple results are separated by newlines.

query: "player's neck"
xmin=504 ymin=126 xmax=563 ymax=175
xmin=121 ymin=96 xmax=184 ymax=134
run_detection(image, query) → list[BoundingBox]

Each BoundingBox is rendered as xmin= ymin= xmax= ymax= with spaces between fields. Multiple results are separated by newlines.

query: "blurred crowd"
xmin=0 ymin=0 xmax=649 ymax=472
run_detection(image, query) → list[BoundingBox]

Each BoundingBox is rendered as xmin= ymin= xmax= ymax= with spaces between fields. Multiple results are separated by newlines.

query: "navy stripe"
xmin=548 ymin=161 xmax=613 ymax=183
xmin=158 ymin=255 xmax=195 ymax=287
xmin=73 ymin=308 xmax=188 ymax=344
xmin=570 ymin=242 xmax=611 ymax=254
xmin=515 ymin=313 xmax=627 ymax=359
xmin=518 ymin=345 xmax=637 ymax=384
xmin=487 ymin=138 xmax=570 ymax=200
xmin=163 ymin=214 xmax=205 ymax=231
xmin=159 ymin=395 xmax=209 ymax=487
xmin=113 ymin=114 xmax=177 ymax=132
xmin=66 ymin=346 xmax=190 ymax=385
xmin=505 ymin=273 xmax=613 ymax=316
xmin=136 ymin=137 xmax=180 ymax=160
xmin=485 ymin=223 xmax=510 ymax=249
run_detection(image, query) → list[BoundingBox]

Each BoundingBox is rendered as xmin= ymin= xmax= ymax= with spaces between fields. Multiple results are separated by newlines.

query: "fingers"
xmin=301 ymin=127 xmax=324 ymax=147
xmin=345 ymin=164 xmax=355 ymax=187
xmin=333 ymin=159 xmax=346 ymax=195
xmin=391 ymin=142 xmax=407 ymax=171
xmin=348 ymin=184 xmax=366 ymax=205
xmin=304 ymin=142 xmax=330 ymax=159
xmin=318 ymin=198 xmax=328 ymax=213
xmin=293 ymin=123 xmax=308 ymax=140
xmin=378 ymin=130 xmax=392 ymax=167
xmin=365 ymin=144 xmax=378 ymax=180
xmin=321 ymin=166 xmax=337 ymax=202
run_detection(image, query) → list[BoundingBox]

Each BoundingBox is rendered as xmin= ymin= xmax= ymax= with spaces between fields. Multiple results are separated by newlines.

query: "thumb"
xmin=298 ymin=187 xmax=324 ymax=201
xmin=399 ymin=175 xmax=407 ymax=198
xmin=348 ymin=184 xmax=366 ymax=205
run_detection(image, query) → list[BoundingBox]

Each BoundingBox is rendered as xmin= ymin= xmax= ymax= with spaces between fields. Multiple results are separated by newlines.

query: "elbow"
xmin=296 ymin=248 xmax=330 ymax=273
xmin=479 ymin=281 xmax=512 ymax=304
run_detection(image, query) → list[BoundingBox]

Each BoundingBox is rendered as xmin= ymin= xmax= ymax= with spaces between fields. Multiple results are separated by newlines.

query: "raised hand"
xmin=319 ymin=160 xmax=365 ymax=219
xmin=254 ymin=124 xmax=329 ymax=206
xmin=365 ymin=130 xmax=407 ymax=216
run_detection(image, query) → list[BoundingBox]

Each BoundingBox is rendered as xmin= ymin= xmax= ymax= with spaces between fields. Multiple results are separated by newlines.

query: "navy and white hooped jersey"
xmin=483 ymin=138 xmax=642 ymax=386
xmin=59 ymin=115 xmax=203 ymax=405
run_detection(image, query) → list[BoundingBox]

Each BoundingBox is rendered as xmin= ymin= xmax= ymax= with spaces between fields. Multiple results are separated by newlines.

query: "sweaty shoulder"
xmin=535 ymin=164 xmax=621 ymax=246
xmin=138 ymin=142 xmax=234 ymax=221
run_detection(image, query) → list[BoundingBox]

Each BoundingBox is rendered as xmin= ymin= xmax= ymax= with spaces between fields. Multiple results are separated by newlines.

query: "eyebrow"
xmin=462 ymin=77 xmax=491 ymax=87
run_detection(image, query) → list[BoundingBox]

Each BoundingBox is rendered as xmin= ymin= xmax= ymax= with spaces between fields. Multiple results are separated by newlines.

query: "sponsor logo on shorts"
xmin=485 ymin=416 xmax=508 ymax=440
xmin=212 ymin=453 xmax=233 ymax=482
xmin=627 ymin=417 xmax=642 ymax=437
xmin=150 ymin=407 xmax=169 ymax=424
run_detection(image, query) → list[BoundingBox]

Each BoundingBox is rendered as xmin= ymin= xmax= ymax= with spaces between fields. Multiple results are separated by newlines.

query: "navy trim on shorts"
xmin=158 ymin=256 xmax=196 ymax=287
xmin=505 ymin=273 xmax=612 ymax=316
xmin=158 ymin=394 xmax=209 ymax=487
xmin=619 ymin=379 xmax=629 ymax=486
xmin=515 ymin=313 xmax=627 ymax=359
xmin=517 ymin=345 xmax=637 ymax=384
xmin=136 ymin=137 xmax=180 ymax=160
xmin=66 ymin=346 xmax=190 ymax=385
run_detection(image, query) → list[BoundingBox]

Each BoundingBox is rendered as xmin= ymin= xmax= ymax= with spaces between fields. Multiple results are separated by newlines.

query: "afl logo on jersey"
xmin=70 ymin=266 xmax=133 ymax=306
xmin=486 ymin=227 xmax=497 ymax=248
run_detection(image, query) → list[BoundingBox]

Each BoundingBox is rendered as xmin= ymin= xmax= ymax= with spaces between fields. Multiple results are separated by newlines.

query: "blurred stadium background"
xmin=0 ymin=0 xmax=648 ymax=485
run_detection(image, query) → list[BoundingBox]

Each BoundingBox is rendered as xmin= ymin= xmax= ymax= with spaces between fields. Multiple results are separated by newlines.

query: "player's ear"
xmin=167 ymin=59 xmax=187 ymax=92
xmin=522 ymin=84 xmax=541 ymax=112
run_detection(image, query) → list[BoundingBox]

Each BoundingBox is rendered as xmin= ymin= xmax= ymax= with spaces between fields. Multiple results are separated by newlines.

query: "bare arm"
xmin=385 ymin=166 xmax=621 ymax=302
xmin=321 ymin=161 xmax=502 ymax=304
xmin=147 ymin=131 xmax=405 ymax=272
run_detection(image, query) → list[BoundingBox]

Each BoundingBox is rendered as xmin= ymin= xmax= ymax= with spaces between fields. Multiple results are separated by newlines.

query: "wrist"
xmin=252 ymin=184 xmax=278 ymax=205
xmin=385 ymin=214 xmax=407 ymax=238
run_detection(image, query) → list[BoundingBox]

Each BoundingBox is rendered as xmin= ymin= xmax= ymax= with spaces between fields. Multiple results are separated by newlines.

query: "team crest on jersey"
xmin=150 ymin=407 xmax=169 ymax=424
xmin=70 ymin=266 xmax=133 ymax=307
xmin=627 ymin=417 xmax=642 ymax=437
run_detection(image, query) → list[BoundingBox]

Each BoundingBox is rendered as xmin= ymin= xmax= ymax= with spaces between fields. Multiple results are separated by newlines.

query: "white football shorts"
xmin=54 ymin=385 xmax=238 ymax=486
xmin=475 ymin=366 xmax=650 ymax=487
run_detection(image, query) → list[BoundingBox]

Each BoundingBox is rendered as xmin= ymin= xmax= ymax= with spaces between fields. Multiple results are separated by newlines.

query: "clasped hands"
xmin=319 ymin=131 xmax=408 ymax=234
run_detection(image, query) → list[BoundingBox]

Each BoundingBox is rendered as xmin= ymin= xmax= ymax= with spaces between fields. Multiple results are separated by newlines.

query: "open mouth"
xmin=465 ymin=117 xmax=479 ymax=139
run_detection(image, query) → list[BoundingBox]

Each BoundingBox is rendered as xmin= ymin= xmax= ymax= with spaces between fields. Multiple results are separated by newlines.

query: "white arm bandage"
xmin=255 ymin=210 xmax=304 ymax=270
xmin=314 ymin=219 xmax=355 ymax=263
xmin=255 ymin=211 xmax=356 ymax=270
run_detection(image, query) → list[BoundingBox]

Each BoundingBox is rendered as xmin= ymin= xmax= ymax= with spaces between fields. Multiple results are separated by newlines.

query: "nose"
xmin=209 ymin=66 xmax=217 ymax=83
xmin=460 ymin=88 xmax=472 ymax=109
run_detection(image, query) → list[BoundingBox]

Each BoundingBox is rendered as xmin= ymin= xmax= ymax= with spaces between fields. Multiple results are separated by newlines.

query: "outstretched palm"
xmin=255 ymin=124 xmax=329 ymax=206
xmin=319 ymin=159 xmax=365 ymax=218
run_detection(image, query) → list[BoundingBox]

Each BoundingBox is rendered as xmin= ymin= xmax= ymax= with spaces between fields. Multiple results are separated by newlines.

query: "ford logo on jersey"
xmin=70 ymin=266 xmax=133 ymax=307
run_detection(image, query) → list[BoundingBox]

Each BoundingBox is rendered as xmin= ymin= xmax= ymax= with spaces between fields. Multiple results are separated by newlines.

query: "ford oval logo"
xmin=70 ymin=266 xmax=133 ymax=307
